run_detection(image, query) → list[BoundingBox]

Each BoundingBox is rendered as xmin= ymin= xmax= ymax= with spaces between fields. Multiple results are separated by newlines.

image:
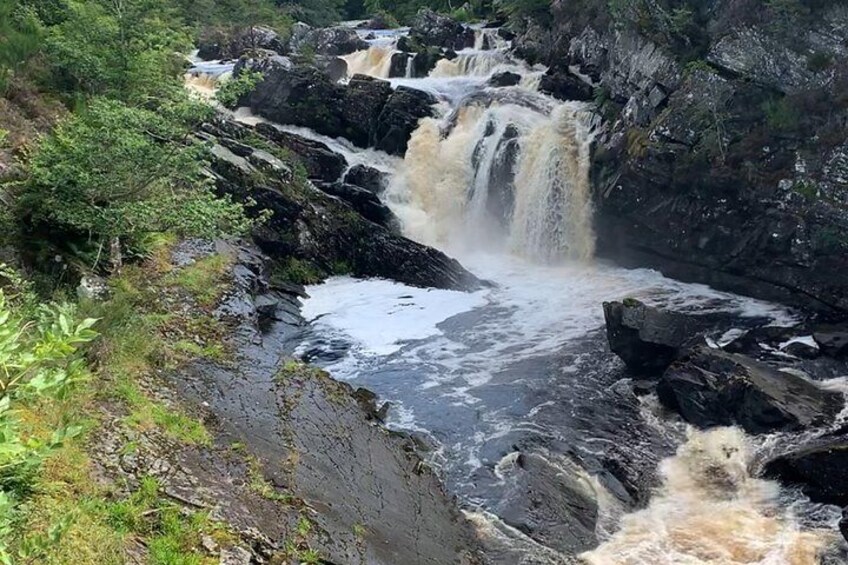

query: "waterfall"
xmin=342 ymin=45 xmax=396 ymax=78
xmin=430 ymin=51 xmax=512 ymax=77
xmin=387 ymin=100 xmax=598 ymax=261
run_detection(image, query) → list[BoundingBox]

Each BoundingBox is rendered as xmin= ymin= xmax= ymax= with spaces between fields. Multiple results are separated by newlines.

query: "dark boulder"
xmin=314 ymin=181 xmax=398 ymax=229
xmin=813 ymin=324 xmax=848 ymax=358
xmin=409 ymin=9 xmax=474 ymax=50
xmin=841 ymin=508 xmax=848 ymax=543
xmin=374 ymin=86 xmax=437 ymax=155
xmin=657 ymin=347 xmax=843 ymax=434
xmin=762 ymin=439 xmax=848 ymax=506
xmin=241 ymin=55 xmax=347 ymax=136
xmin=288 ymin=23 xmax=368 ymax=56
xmin=538 ymin=69 xmax=594 ymax=101
xmin=488 ymin=71 xmax=522 ymax=87
xmin=254 ymin=123 xmax=347 ymax=182
xmin=341 ymin=75 xmax=394 ymax=147
xmin=389 ymin=52 xmax=414 ymax=78
xmin=197 ymin=26 xmax=286 ymax=59
xmin=602 ymin=299 xmax=705 ymax=375
xmin=494 ymin=452 xmax=598 ymax=555
xmin=344 ymin=164 xmax=387 ymax=194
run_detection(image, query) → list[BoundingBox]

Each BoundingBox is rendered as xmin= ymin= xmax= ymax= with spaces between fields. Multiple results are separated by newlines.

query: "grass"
xmin=275 ymin=359 xmax=326 ymax=382
xmin=167 ymin=253 xmax=233 ymax=307
xmin=270 ymin=257 xmax=324 ymax=286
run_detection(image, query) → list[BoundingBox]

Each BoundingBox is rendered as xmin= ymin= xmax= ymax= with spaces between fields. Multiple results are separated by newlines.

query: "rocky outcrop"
xmin=313 ymin=181 xmax=398 ymax=229
xmin=762 ymin=439 xmax=848 ymax=507
xmin=602 ymin=299 xmax=706 ymax=374
xmin=538 ymin=69 xmax=594 ymax=101
xmin=657 ymin=346 xmax=843 ymax=434
xmin=240 ymin=56 xmax=435 ymax=156
xmin=287 ymin=22 xmax=368 ymax=56
xmin=409 ymin=9 xmax=474 ymax=51
xmin=512 ymin=1 xmax=848 ymax=314
xmin=197 ymin=26 xmax=286 ymax=59
xmin=374 ymin=86 xmax=437 ymax=154
xmin=253 ymin=122 xmax=347 ymax=182
xmin=344 ymin=164 xmax=387 ymax=194
xmin=813 ymin=324 xmax=848 ymax=358
xmin=203 ymin=118 xmax=480 ymax=291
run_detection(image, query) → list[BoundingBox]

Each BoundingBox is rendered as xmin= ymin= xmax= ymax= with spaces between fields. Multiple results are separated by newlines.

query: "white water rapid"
xmin=189 ymin=23 xmax=848 ymax=564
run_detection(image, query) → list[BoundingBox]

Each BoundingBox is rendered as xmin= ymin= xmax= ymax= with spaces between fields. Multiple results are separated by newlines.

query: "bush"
xmin=0 ymin=290 xmax=97 ymax=563
xmin=216 ymin=70 xmax=264 ymax=109
xmin=18 ymin=98 xmax=253 ymax=270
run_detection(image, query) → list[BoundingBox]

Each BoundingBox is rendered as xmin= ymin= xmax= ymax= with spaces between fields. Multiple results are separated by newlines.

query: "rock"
xmin=488 ymin=71 xmax=522 ymax=87
xmin=254 ymin=122 xmax=347 ymax=182
xmin=77 ymin=275 xmax=109 ymax=301
xmin=389 ymin=52 xmax=414 ymax=78
xmin=782 ymin=341 xmax=821 ymax=360
xmin=538 ymin=69 xmax=594 ymax=101
xmin=374 ymin=86 xmax=437 ymax=155
xmin=208 ymin=122 xmax=481 ymax=291
xmin=409 ymin=9 xmax=474 ymax=50
xmin=340 ymin=75 xmax=394 ymax=148
xmin=812 ymin=324 xmax=848 ymax=358
xmin=199 ymin=26 xmax=286 ymax=59
xmin=602 ymin=299 xmax=705 ymax=375
xmin=657 ymin=346 xmax=843 ymax=434
xmin=494 ymin=452 xmax=598 ymax=554
xmin=313 ymin=181 xmax=398 ymax=229
xmin=219 ymin=546 xmax=252 ymax=565
xmin=841 ymin=508 xmax=848 ymax=543
xmin=343 ymin=164 xmax=387 ymax=194
xmin=288 ymin=24 xmax=368 ymax=56
xmin=762 ymin=439 xmax=848 ymax=506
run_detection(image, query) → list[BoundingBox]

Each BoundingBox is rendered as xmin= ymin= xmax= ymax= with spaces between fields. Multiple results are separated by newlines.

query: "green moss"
xmin=275 ymin=359 xmax=325 ymax=382
xmin=622 ymin=297 xmax=642 ymax=308
xmin=271 ymin=257 xmax=325 ymax=286
xmin=168 ymin=253 xmax=233 ymax=307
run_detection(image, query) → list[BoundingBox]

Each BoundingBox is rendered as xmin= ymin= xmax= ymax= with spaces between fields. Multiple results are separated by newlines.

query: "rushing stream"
xmin=190 ymin=25 xmax=847 ymax=564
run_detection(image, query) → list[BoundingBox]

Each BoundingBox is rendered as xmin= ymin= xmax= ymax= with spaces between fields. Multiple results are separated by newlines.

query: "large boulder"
xmin=288 ymin=23 xmax=368 ymax=56
xmin=812 ymin=324 xmax=848 ymax=358
xmin=657 ymin=347 xmax=843 ymax=434
xmin=197 ymin=26 xmax=286 ymax=59
xmin=344 ymin=164 xmax=388 ymax=194
xmin=374 ymin=86 xmax=437 ymax=155
xmin=488 ymin=71 xmax=522 ymax=87
xmin=762 ymin=439 xmax=848 ymax=507
xmin=409 ymin=9 xmax=474 ymax=51
xmin=602 ymin=299 xmax=705 ymax=375
xmin=340 ymin=75 xmax=394 ymax=148
xmin=254 ymin=123 xmax=347 ymax=182
xmin=538 ymin=69 xmax=594 ymax=101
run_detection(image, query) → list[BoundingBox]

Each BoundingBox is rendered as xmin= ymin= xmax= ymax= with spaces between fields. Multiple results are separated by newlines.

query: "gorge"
xmin=180 ymin=6 xmax=848 ymax=564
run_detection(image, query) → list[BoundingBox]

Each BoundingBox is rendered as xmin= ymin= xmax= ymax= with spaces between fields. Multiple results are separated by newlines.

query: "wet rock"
xmin=374 ymin=86 xmax=437 ymax=155
xmin=340 ymin=75 xmax=393 ymax=147
xmin=208 ymin=122 xmax=480 ymax=291
xmin=488 ymin=71 xmax=522 ymax=88
xmin=288 ymin=23 xmax=368 ymax=56
xmin=657 ymin=346 xmax=843 ymax=434
xmin=389 ymin=51 xmax=414 ymax=78
xmin=494 ymin=452 xmax=598 ymax=554
xmin=409 ymin=8 xmax=474 ymax=50
xmin=313 ymin=181 xmax=398 ymax=229
xmin=813 ymin=324 xmax=848 ymax=358
xmin=602 ymin=299 xmax=705 ymax=375
xmin=762 ymin=438 xmax=848 ymax=507
xmin=841 ymin=508 xmax=848 ymax=543
xmin=538 ymin=69 xmax=593 ymax=101
xmin=782 ymin=341 xmax=821 ymax=360
xmin=253 ymin=123 xmax=346 ymax=182
xmin=343 ymin=164 xmax=387 ymax=194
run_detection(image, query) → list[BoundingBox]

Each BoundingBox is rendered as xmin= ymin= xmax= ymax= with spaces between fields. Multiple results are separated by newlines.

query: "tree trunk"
xmin=109 ymin=236 xmax=123 ymax=273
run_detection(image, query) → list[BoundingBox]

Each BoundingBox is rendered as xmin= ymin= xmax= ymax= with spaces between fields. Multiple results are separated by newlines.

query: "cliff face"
xmin=514 ymin=0 xmax=848 ymax=314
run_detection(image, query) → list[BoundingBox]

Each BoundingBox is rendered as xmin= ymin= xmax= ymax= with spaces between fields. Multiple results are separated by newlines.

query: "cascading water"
xmin=189 ymin=23 xmax=847 ymax=564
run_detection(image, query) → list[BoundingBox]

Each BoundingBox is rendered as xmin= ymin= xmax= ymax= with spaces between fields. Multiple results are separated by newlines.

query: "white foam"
xmin=301 ymin=276 xmax=488 ymax=358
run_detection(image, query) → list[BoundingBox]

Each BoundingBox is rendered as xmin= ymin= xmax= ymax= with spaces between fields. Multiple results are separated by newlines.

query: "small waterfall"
xmin=473 ymin=28 xmax=509 ymax=51
xmin=430 ymin=51 xmax=512 ymax=77
xmin=387 ymin=100 xmax=598 ymax=261
xmin=342 ymin=45 xmax=396 ymax=78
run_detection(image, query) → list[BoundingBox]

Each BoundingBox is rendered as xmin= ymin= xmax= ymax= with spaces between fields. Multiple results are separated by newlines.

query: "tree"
xmin=0 ymin=2 xmax=44 ymax=93
xmin=18 ymin=98 xmax=252 ymax=270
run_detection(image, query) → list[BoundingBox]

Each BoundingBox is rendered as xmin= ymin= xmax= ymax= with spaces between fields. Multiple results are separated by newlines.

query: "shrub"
xmin=18 ymin=98 xmax=253 ymax=270
xmin=216 ymin=70 xmax=263 ymax=109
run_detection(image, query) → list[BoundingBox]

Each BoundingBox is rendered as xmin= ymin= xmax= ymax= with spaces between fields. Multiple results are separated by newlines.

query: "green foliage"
xmin=762 ymin=97 xmax=799 ymax=132
xmin=19 ymin=98 xmax=252 ymax=268
xmin=0 ymin=2 xmax=45 ymax=93
xmin=271 ymin=257 xmax=324 ymax=285
xmin=0 ymin=291 xmax=97 ymax=563
xmin=495 ymin=0 xmax=550 ymax=21
xmin=216 ymin=70 xmax=264 ymax=109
